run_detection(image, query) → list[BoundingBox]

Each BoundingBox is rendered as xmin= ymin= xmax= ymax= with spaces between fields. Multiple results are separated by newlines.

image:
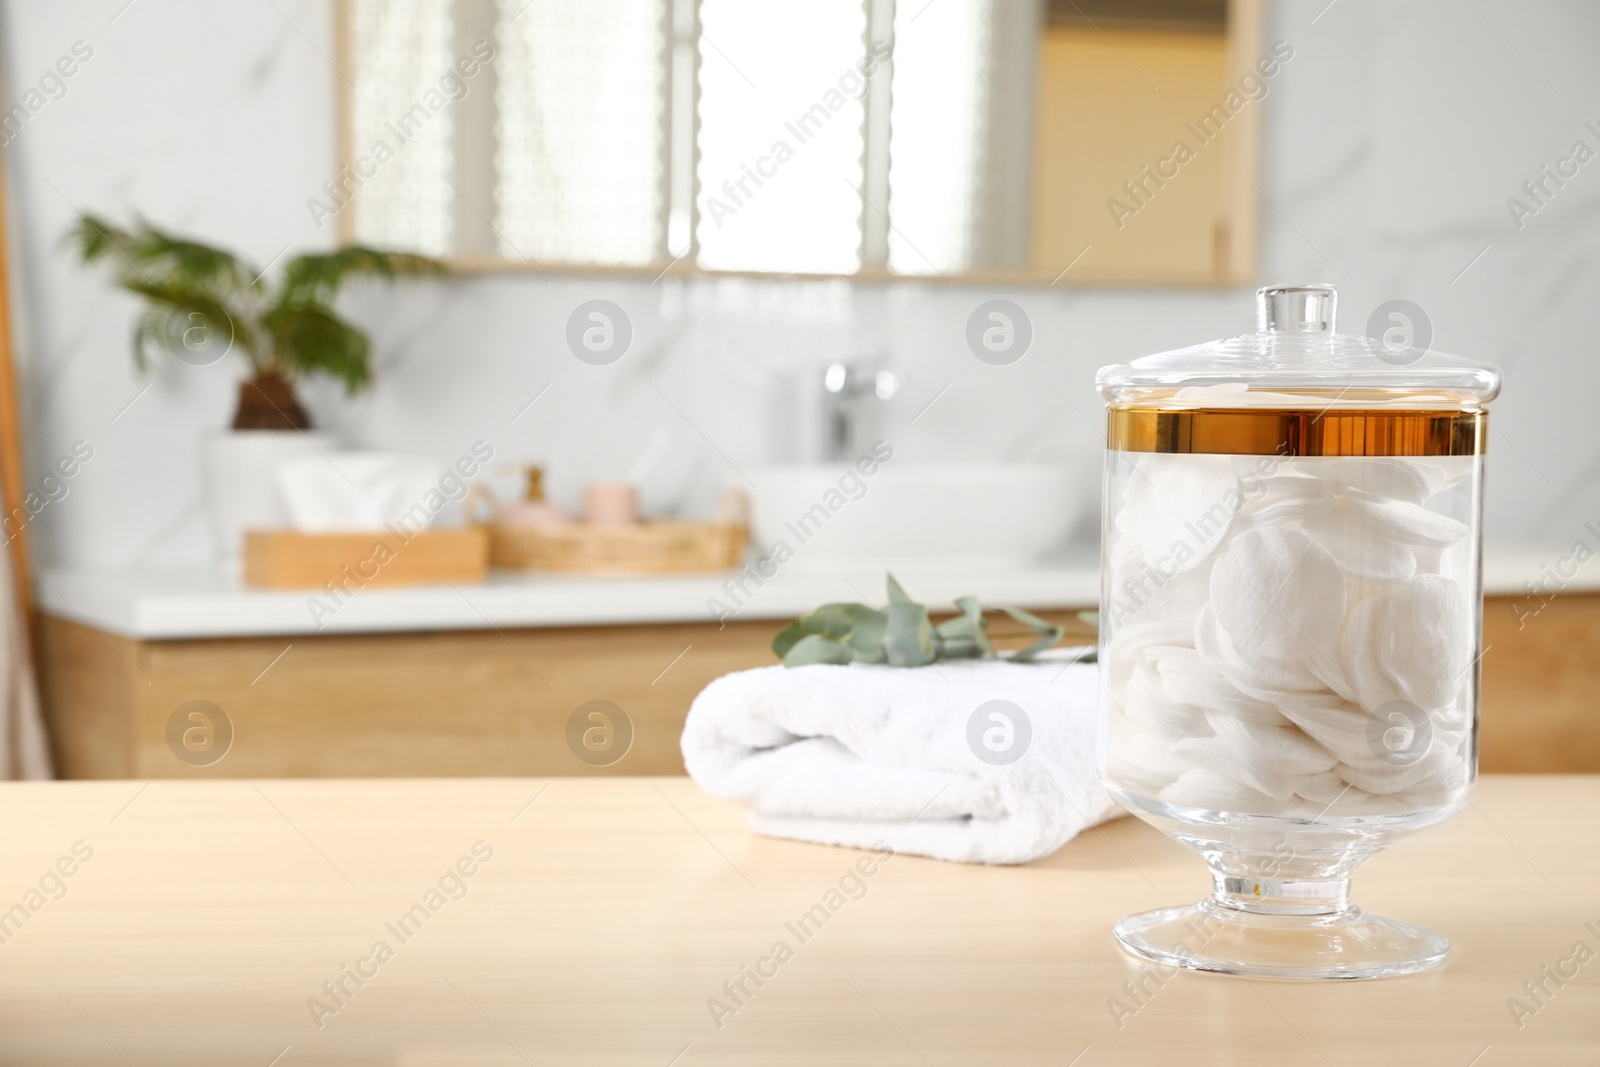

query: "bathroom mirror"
xmin=333 ymin=0 xmax=1264 ymax=285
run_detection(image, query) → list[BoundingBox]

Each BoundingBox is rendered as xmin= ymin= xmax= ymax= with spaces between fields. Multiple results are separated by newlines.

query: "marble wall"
xmin=2 ymin=0 xmax=1597 ymax=570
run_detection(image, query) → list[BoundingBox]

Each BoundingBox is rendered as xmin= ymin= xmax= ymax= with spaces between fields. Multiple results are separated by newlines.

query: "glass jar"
xmin=1095 ymin=284 xmax=1500 ymax=979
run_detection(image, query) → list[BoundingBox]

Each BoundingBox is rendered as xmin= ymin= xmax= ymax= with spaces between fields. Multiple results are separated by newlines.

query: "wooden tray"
xmin=478 ymin=490 xmax=748 ymax=574
xmin=243 ymin=528 xmax=489 ymax=590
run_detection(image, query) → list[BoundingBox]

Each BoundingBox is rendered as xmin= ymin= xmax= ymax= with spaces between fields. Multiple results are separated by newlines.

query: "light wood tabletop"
xmin=0 ymin=776 xmax=1594 ymax=1065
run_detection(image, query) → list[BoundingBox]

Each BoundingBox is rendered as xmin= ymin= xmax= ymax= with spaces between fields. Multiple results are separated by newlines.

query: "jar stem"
xmin=1207 ymin=871 xmax=1354 ymax=918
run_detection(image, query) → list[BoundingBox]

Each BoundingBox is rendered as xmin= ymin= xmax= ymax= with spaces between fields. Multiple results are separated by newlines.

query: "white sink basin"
xmin=744 ymin=463 xmax=1082 ymax=571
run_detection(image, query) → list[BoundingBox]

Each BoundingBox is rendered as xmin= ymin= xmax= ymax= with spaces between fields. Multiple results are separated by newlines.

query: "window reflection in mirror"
xmin=336 ymin=0 xmax=1260 ymax=284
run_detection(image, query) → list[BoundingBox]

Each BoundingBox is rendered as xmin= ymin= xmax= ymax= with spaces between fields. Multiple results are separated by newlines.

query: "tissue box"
xmin=243 ymin=528 xmax=489 ymax=590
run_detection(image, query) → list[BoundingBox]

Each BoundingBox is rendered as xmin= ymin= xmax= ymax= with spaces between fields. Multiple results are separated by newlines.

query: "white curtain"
xmin=0 ymin=545 xmax=50 ymax=779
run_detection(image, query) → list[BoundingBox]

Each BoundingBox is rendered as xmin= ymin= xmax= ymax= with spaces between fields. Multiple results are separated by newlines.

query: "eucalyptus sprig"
xmin=772 ymin=574 xmax=1097 ymax=668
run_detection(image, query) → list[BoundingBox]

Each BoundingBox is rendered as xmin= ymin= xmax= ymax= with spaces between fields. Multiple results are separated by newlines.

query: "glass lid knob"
xmin=1258 ymin=284 xmax=1337 ymax=334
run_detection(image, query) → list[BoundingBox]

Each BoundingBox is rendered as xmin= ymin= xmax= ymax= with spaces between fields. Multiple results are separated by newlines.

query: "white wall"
xmin=3 ymin=0 xmax=1597 ymax=571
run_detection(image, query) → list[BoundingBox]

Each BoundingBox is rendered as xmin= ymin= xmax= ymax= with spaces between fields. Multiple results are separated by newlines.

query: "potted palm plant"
xmin=71 ymin=216 xmax=446 ymax=562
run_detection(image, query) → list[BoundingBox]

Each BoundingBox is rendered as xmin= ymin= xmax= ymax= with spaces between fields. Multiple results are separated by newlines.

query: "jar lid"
xmin=1096 ymin=284 xmax=1501 ymax=410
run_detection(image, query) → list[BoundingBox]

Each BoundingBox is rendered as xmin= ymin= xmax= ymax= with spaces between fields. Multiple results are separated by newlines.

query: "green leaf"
xmin=773 ymin=575 xmax=1073 ymax=669
xmin=118 ymin=278 xmax=252 ymax=372
xmin=1077 ymin=610 xmax=1100 ymax=630
xmin=260 ymin=303 xmax=372 ymax=394
xmin=771 ymin=621 xmax=808 ymax=660
xmin=946 ymin=595 xmax=995 ymax=657
xmin=843 ymin=611 xmax=887 ymax=663
xmin=1001 ymin=605 xmax=1056 ymax=632
xmin=882 ymin=602 xmax=936 ymax=667
xmin=1008 ymin=633 xmax=1065 ymax=662
xmin=774 ymin=604 xmax=886 ymax=665
xmin=276 ymin=246 xmax=447 ymax=308
xmin=810 ymin=603 xmax=887 ymax=662
xmin=70 ymin=214 xmax=449 ymax=395
xmin=806 ymin=603 xmax=862 ymax=637
xmin=999 ymin=605 xmax=1066 ymax=662
xmin=70 ymin=215 xmax=256 ymax=292
xmin=781 ymin=633 xmax=854 ymax=667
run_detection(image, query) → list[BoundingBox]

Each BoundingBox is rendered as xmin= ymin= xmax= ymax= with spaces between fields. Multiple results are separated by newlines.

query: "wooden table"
xmin=0 ymin=776 xmax=1594 ymax=1065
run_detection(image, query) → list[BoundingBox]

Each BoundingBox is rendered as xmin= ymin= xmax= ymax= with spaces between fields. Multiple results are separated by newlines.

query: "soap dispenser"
xmin=498 ymin=465 xmax=570 ymax=527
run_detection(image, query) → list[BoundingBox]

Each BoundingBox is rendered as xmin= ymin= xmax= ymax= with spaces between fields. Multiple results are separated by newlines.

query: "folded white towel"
xmin=681 ymin=654 xmax=1121 ymax=865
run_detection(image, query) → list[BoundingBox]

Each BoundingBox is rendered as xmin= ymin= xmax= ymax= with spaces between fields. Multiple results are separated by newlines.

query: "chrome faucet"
xmin=821 ymin=361 xmax=902 ymax=462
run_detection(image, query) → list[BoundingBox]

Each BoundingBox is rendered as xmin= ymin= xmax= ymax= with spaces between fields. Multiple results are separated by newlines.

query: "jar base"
xmin=1113 ymin=899 xmax=1450 ymax=980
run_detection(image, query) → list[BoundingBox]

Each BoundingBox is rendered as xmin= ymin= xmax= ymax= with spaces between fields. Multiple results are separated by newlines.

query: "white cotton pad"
xmin=1256 ymin=473 xmax=1339 ymax=499
xmin=1174 ymin=738 xmax=1301 ymax=799
xmin=1339 ymin=593 xmax=1401 ymax=712
xmin=1159 ymin=767 xmax=1281 ymax=811
xmin=1301 ymin=457 xmax=1437 ymax=505
xmin=1277 ymin=700 xmax=1375 ymax=763
xmin=1291 ymin=768 xmax=1350 ymax=804
xmin=1255 ymin=685 xmax=1350 ymax=715
xmin=1349 ymin=495 xmax=1468 ymax=547
xmin=1106 ymin=444 xmax=1479 ymax=822
xmin=1203 ymin=711 xmax=1338 ymax=775
xmin=1303 ymin=641 xmax=1360 ymax=703
xmin=1302 ymin=499 xmax=1419 ymax=582
xmin=1107 ymin=554 xmax=1214 ymax=634
xmin=1235 ymin=646 xmax=1332 ymax=693
xmin=1108 ymin=614 xmax=1197 ymax=669
xmin=1194 ymin=603 xmax=1326 ymax=703
xmin=1126 ymin=660 xmax=1207 ymax=736
xmin=1237 ymin=495 xmax=1334 ymax=530
xmin=1341 ymin=575 xmax=1472 ymax=713
xmin=1372 ymin=574 xmax=1473 ymax=709
xmin=1152 ymin=647 xmax=1285 ymax=727
xmin=1107 ymin=726 xmax=1192 ymax=793
xmin=1116 ymin=455 xmax=1239 ymax=572
xmin=1337 ymin=749 xmax=1445 ymax=797
xmin=1322 ymin=787 xmax=1403 ymax=816
xmin=1208 ymin=527 xmax=1346 ymax=662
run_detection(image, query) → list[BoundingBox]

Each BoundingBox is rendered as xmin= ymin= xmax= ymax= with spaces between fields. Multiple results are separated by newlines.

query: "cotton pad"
xmin=1277 ymin=700 xmax=1374 ymax=762
xmin=1339 ymin=593 xmax=1401 ymax=712
xmin=1174 ymin=737 xmax=1302 ymax=799
xmin=1237 ymin=494 xmax=1333 ymax=530
xmin=1202 ymin=711 xmax=1338 ymax=775
xmin=1116 ymin=454 xmax=1240 ymax=572
xmin=1159 ymin=767 xmax=1281 ymax=812
xmin=1303 ymin=499 xmax=1419 ymax=582
xmin=1153 ymin=647 xmax=1286 ymax=727
xmin=1301 ymin=457 xmax=1439 ymax=505
xmin=1370 ymin=574 xmax=1472 ymax=709
xmin=1351 ymin=496 xmax=1469 ymax=547
xmin=1256 ymin=473 xmax=1338 ymax=499
xmin=1126 ymin=660 xmax=1206 ymax=736
xmin=1194 ymin=602 xmax=1320 ymax=699
xmin=1103 ymin=431 xmax=1478 ymax=829
xmin=1107 ymin=726 xmax=1191 ymax=793
xmin=1290 ymin=768 xmax=1351 ymax=805
xmin=1338 ymin=745 xmax=1450 ymax=796
xmin=1209 ymin=527 xmax=1346 ymax=662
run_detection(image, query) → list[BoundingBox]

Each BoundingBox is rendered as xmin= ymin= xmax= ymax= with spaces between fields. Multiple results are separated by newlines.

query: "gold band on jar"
xmin=1107 ymin=407 xmax=1486 ymax=457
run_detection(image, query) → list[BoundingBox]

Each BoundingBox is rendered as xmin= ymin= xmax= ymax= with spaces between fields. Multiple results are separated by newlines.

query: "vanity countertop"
xmin=37 ymin=550 xmax=1581 ymax=640
xmin=0 ymin=775 xmax=1592 ymax=1063
xmin=37 ymin=561 xmax=1103 ymax=639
